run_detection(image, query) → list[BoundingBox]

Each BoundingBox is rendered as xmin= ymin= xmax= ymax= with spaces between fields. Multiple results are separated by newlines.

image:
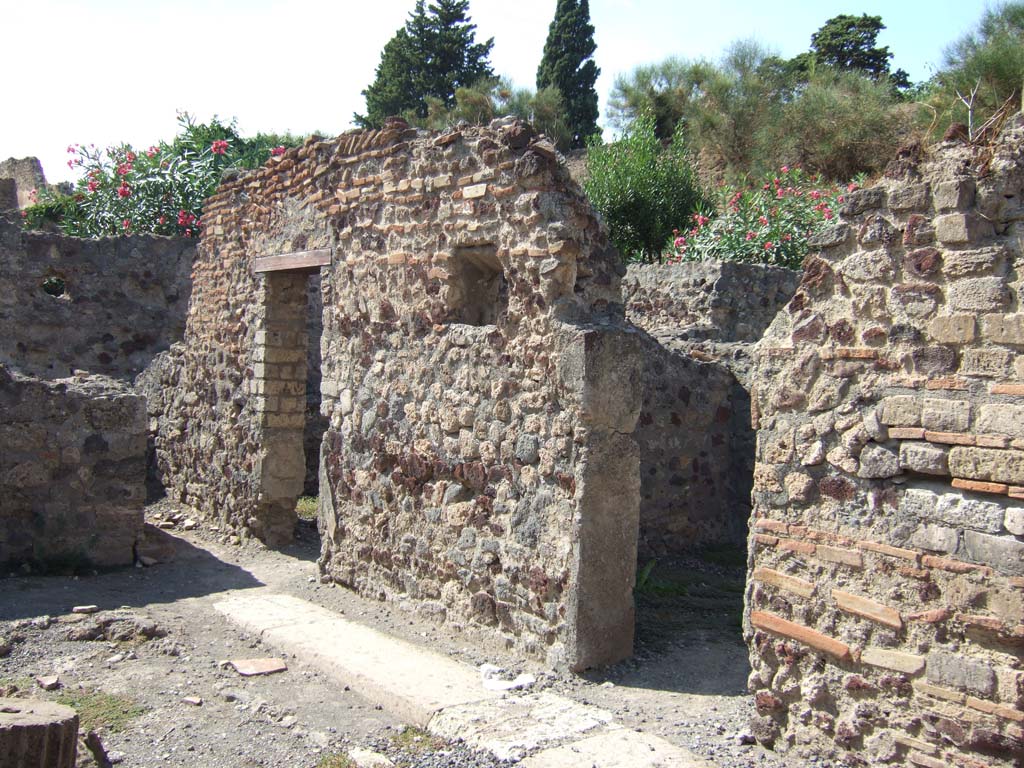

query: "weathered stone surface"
xmin=977 ymin=404 xmax=1024 ymax=439
xmin=928 ymin=315 xmax=975 ymax=344
xmin=0 ymin=366 xmax=146 ymax=567
xmin=878 ymin=396 xmax=921 ymax=427
xmin=899 ymin=442 xmax=950 ymax=475
xmin=926 ymin=649 xmax=996 ymax=697
xmin=962 ymin=530 xmax=1024 ymax=575
xmin=947 ymin=277 xmax=1011 ymax=312
xmin=922 ymin=398 xmax=971 ymax=432
xmin=861 ymin=647 xmax=925 ymax=674
xmin=858 ymin=444 xmax=901 ymax=478
xmin=949 ymin=446 xmax=1024 ymax=485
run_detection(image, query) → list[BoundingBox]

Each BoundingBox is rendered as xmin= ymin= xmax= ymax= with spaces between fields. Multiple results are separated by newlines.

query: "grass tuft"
xmin=56 ymin=688 xmax=146 ymax=732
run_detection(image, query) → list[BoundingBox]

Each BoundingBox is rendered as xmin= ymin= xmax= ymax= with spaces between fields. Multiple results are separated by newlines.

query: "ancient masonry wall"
xmin=0 ymin=214 xmax=194 ymax=568
xmin=0 ymin=217 xmax=195 ymax=379
xmin=157 ymin=119 xmax=644 ymax=670
xmin=623 ymin=262 xmax=799 ymax=555
xmin=0 ymin=157 xmax=48 ymax=210
xmin=745 ymin=118 xmax=1024 ymax=766
xmin=0 ymin=365 xmax=147 ymax=567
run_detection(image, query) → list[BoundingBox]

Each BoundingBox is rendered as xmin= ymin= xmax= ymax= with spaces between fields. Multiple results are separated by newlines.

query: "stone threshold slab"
xmin=214 ymin=590 xmax=714 ymax=767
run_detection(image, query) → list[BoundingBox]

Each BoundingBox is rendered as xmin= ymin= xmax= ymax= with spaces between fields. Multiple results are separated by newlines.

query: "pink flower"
xmin=117 ymin=184 xmax=131 ymax=198
xmin=758 ymin=216 xmax=768 ymax=226
xmin=764 ymin=241 xmax=773 ymax=250
xmin=745 ymin=231 xmax=755 ymax=241
xmin=211 ymin=139 xmax=229 ymax=155
xmin=117 ymin=162 xmax=132 ymax=176
xmin=177 ymin=210 xmax=195 ymax=227
xmin=780 ymin=165 xmax=789 ymax=173
xmin=87 ymin=180 xmax=99 ymax=192
xmin=158 ymin=215 xmax=167 ymax=225
xmin=270 ymin=146 xmax=286 ymax=157
xmin=122 ymin=218 xmax=131 ymax=231
xmin=674 ymin=236 xmax=686 ymax=248
xmin=809 ymin=190 xmax=821 ymax=201
xmin=837 ymin=195 xmax=845 ymax=203
xmin=147 ymin=145 xmax=159 ymax=158
xmin=66 ymin=144 xmax=77 ymax=153
xmin=847 ymin=182 xmax=859 ymax=192
xmin=125 ymin=151 xmax=136 ymax=163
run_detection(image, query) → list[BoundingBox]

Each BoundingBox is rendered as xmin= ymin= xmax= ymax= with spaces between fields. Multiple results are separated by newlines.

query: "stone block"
xmin=981 ymin=313 xmax=1024 ymax=345
xmin=960 ymin=348 xmax=1013 ymax=378
xmin=929 ymin=493 xmax=1005 ymax=533
xmin=978 ymin=404 xmax=1024 ymax=439
xmin=910 ymin=523 xmax=959 ymax=553
xmin=926 ymin=649 xmax=996 ymax=697
xmin=963 ymin=530 xmax=1024 ymax=575
xmin=922 ymin=398 xmax=971 ymax=432
xmin=888 ymin=183 xmax=930 ymax=212
xmin=928 ymin=315 xmax=976 ymax=344
xmin=949 ymin=446 xmax=1024 ymax=485
xmin=861 ymin=647 xmax=926 ymax=674
xmin=942 ymin=246 xmax=1007 ymax=277
xmin=899 ymin=442 xmax=949 ymax=475
xmin=878 ymin=396 xmax=921 ymax=427
xmin=858 ymin=444 xmax=901 ymax=478
xmin=947 ymin=278 xmax=1011 ymax=312
xmin=934 ymin=213 xmax=991 ymax=244
xmin=1005 ymin=506 xmax=1024 ymax=536
xmin=933 ymin=179 xmax=976 ymax=211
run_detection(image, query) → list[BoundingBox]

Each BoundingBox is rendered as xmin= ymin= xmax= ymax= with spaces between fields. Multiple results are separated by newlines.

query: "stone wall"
xmin=155 ymin=119 xmax=644 ymax=670
xmin=745 ymin=118 xmax=1024 ymax=766
xmin=624 ymin=262 xmax=798 ymax=555
xmin=0 ymin=157 xmax=48 ymax=209
xmin=0 ymin=365 xmax=146 ymax=567
xmin=0 ymin=217 xmax=195 ymax=379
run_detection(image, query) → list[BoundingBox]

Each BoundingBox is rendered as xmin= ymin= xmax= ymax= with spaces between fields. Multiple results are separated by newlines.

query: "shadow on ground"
xmin=587 ymin=550 xmax=750 ymax=697
xmin=0 ymin=533 xmax=265 ymax=622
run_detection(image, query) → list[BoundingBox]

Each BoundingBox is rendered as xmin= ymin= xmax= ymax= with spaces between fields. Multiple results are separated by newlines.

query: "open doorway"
xmin=252 ymin=249 xmax=331 ymax=547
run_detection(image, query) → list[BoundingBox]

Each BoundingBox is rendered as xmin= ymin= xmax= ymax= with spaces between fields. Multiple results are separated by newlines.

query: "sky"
xmin=4 ymin=0 xmax=990 ymax=184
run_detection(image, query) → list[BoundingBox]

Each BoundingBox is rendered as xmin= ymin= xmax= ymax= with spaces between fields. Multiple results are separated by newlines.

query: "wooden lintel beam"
xmin=254 ymin=249 xmax=332 ymax=273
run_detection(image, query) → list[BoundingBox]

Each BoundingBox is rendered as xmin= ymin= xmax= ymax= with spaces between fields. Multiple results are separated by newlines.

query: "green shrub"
xmin=584 ymin=114 xmax=706 ymax=263
xmin=666 ymin=165 xmax=851 ymax=269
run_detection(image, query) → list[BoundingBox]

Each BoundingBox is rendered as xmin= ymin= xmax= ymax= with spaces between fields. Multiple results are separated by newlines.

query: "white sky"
xmin=4 ymin=0 xmax=988 ymax=184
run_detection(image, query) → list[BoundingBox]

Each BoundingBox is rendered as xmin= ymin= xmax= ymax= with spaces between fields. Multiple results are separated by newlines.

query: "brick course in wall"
xmin=746 ymin=116 xmax=1024 ymax=766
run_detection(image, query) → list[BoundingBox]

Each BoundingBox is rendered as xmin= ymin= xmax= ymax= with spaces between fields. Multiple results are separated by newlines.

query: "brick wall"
xmin=745 ymin=117 xmax=1024 ymax=765
xmin=157 ymin=119 xmax=645 ymax=670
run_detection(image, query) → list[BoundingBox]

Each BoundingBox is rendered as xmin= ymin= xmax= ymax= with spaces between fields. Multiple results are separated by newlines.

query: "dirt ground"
xmin=0 ymin=501 xmax=823 ymax=767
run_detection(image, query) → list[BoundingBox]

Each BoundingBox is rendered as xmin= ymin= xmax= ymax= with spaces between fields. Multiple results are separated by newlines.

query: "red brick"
xmin=754 ymin=519 xmax=789 ymax=534
xmin=778 ymin=539 xmax=816 ymax=555
xmin=889 ymin=427 xmax=927 ymax=439
xmin=856 ymin=539 xmax=920 ymax=563
xmin=951 ymin=478 xmax=1009 ymax=495
xmin=992 ymin=383 xmax=1024 ymax=395
xmin=907 ymin=607 xmax=951 ymax=623
xmin=832 ymin=589 xmax=903 ymax=629
xmin=754 ymin=534 xmax=779 ymax=547
xmin=925 ymin=431 xmax=976 ymax=446
xmin=816 ymin=545 xmax=864 ymax=568
xmin=750 ymin=611 xmax=852 ymax=661
xmin=965 ymin=696 xmax=1024 ymax=722
xmin=1008 ymin=487 xmax=1024 ymax=501
xmin=922 ymin=555 xmax=992 ymax=576
xmin=926 ymin=377 xmax=969 ymax=391
xmin=752 ymin=567 xmax=816 ymax=598
xmin=955 ymin=613 xmax=1006 ymax=632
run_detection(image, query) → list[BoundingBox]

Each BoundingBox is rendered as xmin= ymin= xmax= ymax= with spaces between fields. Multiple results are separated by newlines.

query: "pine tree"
xmin=357 ymin=0 xmax=494 ymax=128
xmin=536 ymin=0 xmax=600 ymax=149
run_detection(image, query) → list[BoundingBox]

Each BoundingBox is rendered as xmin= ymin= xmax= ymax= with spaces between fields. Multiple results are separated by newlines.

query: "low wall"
xmin=0 ymin=365 xmax=146 ymax=567
xmin=0 ymin=217 xmax=195 ymax=379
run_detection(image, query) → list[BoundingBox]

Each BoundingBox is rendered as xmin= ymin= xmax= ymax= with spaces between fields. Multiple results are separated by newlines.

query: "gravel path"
xmin=0 ymin=502 xmax=827 ymax=767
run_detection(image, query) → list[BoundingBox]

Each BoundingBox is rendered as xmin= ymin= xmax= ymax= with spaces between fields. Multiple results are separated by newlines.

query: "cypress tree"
xmin=536 ymin=0 xmax=600 ymax=149
xmin=358 ymin=0 xmax=494 ymax=128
